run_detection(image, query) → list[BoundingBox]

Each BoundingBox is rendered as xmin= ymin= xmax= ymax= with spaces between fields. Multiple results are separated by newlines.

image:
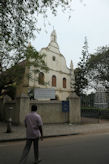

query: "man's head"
xmin=31 ymin=104 xmax=37 ymax=112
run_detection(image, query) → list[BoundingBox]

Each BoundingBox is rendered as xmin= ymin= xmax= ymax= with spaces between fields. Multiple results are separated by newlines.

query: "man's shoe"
xmin=37 ymin=159 xmax=42 ymax=163
xmin=33 ymin=159 xmax=42 ymax=164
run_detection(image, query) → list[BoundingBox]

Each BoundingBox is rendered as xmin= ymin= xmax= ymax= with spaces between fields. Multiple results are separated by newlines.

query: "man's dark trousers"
xmin=19 ymin=138 xmax=39 ymax=164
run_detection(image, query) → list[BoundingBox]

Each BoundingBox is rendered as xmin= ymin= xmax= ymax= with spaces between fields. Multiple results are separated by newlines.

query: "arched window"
xmin=52 ymin=56 xmax=56 ymax=61
xmin=52 ymin=75 xmax=56 ymax=87
xmin=63 ymin=78 xmax=66 ymax=88
xmin=38 ymin=72 xmax=44 ymax=85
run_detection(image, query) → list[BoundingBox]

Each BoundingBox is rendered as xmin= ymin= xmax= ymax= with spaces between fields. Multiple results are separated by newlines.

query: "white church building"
xmin=29 ymin=30 xmax=75 ymax=100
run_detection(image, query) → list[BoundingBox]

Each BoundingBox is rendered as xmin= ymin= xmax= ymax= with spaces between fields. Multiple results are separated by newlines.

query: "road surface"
xmin=0 ymin=133 xmax=109 ymax=164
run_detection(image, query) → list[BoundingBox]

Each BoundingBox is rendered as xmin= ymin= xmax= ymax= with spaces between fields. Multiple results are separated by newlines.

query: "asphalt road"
xmin=1 ymin=133 xmax=109 ymax=164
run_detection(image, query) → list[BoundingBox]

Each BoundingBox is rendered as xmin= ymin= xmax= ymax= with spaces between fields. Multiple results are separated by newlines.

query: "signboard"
xmin=62 ymin=101 xmax=69 ymax=112
xmin=34 ymin=88 xmax=55 ymax=100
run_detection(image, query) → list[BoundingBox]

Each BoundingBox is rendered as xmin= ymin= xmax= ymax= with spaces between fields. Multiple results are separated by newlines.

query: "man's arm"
xmin=24 ymin=119 xmax=27 ymax=128
xmin=39 ymin=126 xmax=43 ymax=141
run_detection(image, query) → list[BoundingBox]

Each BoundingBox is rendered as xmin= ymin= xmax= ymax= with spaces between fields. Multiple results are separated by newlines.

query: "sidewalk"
xmin=0 ymin=118 xmax=109 ymax=142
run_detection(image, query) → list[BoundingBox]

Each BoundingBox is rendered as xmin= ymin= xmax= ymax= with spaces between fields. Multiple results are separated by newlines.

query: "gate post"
xmin=68 ymin=92 xmax=81 ymax=124
xmin=16 ymin=94 xmax=30 ymax=125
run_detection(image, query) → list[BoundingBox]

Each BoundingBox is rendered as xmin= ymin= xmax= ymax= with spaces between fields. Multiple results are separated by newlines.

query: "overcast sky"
xmin=31 ymin=0 xmax=109 ymax=68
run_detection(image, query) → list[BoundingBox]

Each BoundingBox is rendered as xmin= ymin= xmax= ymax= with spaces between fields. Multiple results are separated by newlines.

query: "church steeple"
xmin=50 ymin=30 xmax=57 ymax=42
xmin=48 ymin=30 xmax=60 ymax=55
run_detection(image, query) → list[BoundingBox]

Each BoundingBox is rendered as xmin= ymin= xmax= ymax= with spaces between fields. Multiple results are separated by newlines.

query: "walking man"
xmin=19 ymin=104 xmax=43 ymax=164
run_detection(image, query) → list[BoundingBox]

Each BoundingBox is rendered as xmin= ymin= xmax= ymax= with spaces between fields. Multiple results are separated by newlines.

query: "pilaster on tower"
xmin=70 ymin=60 xmax=75 ymax=92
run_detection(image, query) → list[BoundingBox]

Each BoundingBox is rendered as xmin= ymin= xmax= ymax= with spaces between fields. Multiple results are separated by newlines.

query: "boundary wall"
xmin=0 ymin=93 xmax=81 ymax=125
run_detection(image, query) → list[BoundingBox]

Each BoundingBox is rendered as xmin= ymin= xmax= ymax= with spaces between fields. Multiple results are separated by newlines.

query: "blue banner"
xmin=62 ymin=101 xmax=69 ymax=112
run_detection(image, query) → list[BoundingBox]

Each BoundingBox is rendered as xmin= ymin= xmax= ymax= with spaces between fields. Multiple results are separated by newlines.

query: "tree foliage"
xmin=25 ymin=45 xmax=49 ymax=79
xmin=75 ymin=37 xmax=89 ymax=96
xmin=87 ymin=46 xmax=109 ymax=90
xmin=0 ymin=46 xmax=49 ymax=98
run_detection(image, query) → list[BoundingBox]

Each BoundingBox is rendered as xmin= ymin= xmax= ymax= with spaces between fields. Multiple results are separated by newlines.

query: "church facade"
xmin=28 ymin=30 xmax=75 ymax=100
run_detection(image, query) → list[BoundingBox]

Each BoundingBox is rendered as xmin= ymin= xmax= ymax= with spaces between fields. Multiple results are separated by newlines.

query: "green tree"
xmin=87 ymin=46 xmax=109 ymax=90
xmin=75 ymin=37 xmax=89 ymax=96
xmin=0 ymin=46 xmax=49 ymax=98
